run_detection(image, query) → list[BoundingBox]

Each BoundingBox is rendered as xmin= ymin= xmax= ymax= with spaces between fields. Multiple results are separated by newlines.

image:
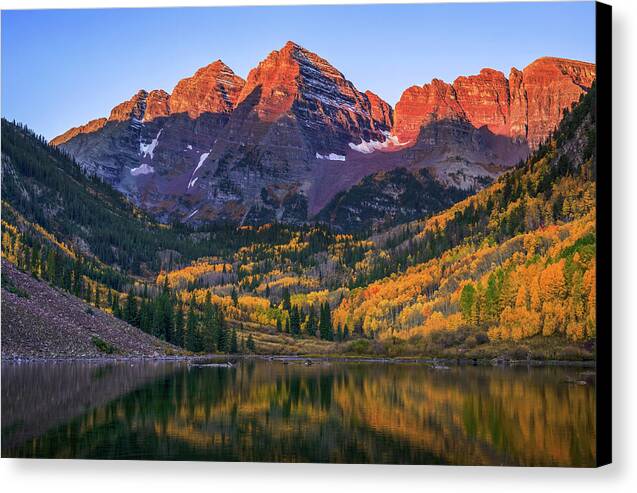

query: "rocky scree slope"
xmin=1 ymin=260 xmax=176 ymax=359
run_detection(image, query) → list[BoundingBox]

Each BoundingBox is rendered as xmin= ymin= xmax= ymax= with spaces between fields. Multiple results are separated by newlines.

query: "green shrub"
xmin=464 ymin=335 xmax=478 ymax=349
xmin=1 ymin=273 xmax=30 ymax=298
xmin=475 ymin=332 xmax=490 ymax=345
xmin=91 ymin=336 xmax=116 ymax=354
xmin=347 ymin=339 xmax=372 ymax=355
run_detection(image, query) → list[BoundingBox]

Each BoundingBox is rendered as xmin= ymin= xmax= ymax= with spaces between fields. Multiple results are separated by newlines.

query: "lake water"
xmin=1 ymin=359 xmax=596 ymax=466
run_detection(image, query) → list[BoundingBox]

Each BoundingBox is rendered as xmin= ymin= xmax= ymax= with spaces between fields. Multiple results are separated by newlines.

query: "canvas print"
xmin=1 ymin=2 xmax=611 ymax=466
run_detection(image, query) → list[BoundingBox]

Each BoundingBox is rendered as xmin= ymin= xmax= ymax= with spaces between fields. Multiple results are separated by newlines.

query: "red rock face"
xmin=236 ymin=42 xmax=302 ymax=122
xmin=516 ymin=57 xmax=596 ymax=147
xmin=52 ymin=61 xmax=244 ymax=146
xmin=507 ymin=68 xmax=527 ymax=139
xmin=394 ymin=79 xmax=466 ymax=143
xmin=107 ymin=90 xmax=149 ymax=122
xmin=365 ymin=90 xmax=393 ymax=131
xmin=453 ymin=68 xmax=510 ymax=135
xmin=170 ymin=60 xmax=245 ymax=118
xmin=394 ymin=57 xmax=595 ymax=148
xmin=50 ymin=117 xmax=107 ymax=147
xmin=234 ymin=41 xmax=390 ymax=152
xmin=144 ymin=89 xmax=171 ymax=121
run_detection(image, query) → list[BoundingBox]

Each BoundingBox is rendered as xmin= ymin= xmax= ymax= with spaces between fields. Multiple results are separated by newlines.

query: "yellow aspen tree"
xmin=515 ymin=285 xmax=528 ymax=309
xmin=529 ymin=278 xmax=542 ymax=312
xmin=583 ymin=263 xmax=596 ymax=336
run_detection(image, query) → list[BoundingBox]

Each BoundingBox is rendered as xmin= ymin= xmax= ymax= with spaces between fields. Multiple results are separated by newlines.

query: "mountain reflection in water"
xmin=1 ymin=360 xmax=596 ymax=466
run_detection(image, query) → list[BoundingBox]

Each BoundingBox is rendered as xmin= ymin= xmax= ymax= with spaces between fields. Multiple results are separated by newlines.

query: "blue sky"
xmin=1 ymin=2 xmax=595 ymax=140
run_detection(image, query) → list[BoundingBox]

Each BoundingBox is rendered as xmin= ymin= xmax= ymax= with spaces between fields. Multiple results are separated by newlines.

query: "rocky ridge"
xmin=393 ymin=57 xmax=596 ymax=147
xmin=50 ymin=43 xmax=595 ymax=230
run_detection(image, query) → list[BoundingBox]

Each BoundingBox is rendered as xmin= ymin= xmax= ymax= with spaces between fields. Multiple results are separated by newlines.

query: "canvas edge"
xmin=595 ymin=0 xmax=612 ymax=469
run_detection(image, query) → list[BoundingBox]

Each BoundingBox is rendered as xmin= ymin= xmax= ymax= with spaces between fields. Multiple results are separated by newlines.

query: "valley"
xmin=1 ymin=81 xmax=598 ymax=361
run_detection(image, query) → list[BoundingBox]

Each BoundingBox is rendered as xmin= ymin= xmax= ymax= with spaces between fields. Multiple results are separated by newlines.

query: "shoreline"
xmin=1 ymin=353 xmax=596 ymax=367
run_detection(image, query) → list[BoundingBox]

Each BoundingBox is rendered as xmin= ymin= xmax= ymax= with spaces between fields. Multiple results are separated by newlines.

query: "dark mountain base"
xmin=316 ymin=167 xmax=471 ymax=231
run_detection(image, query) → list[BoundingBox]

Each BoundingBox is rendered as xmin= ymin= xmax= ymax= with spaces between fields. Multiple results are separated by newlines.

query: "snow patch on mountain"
xmin=316 ymin=152 xmax=346 ymax=161
xmin=130 ymin=163 xmax=155 ymax=176
xmin=140 ymin=129 xmax=163 ymax=159
xmin=194 ymin=152 xmax=210 ymax=174
xmin=186 ymin=152 xmax=211 ymax=190
xmin=348 ymin=131 xmax=404 ymax=154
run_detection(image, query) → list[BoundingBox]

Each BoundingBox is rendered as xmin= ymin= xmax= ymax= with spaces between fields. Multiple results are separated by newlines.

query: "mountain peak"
xmin=170 ymin=59 xmax=246 ymax=117
xmin=528 ymin=55 xmax=594 ymax=66
xmin=234 ymin=39 xmax=388 ymax=151
xmin=108 ymin=90 xmax=148 ymax=122
xmin=282 ymin=40 xmax=302 ymax=50
xmin=193 ymin=59 xmax=235 ymax=77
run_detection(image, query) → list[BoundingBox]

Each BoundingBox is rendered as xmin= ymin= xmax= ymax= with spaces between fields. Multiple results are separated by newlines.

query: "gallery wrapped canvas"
xmin=0 ymin=1 xmax=611 ymax=467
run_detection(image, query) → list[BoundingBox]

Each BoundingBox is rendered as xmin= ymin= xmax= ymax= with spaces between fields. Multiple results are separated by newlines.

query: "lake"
xmin=1 ymin=359 xmax=596 ymax=466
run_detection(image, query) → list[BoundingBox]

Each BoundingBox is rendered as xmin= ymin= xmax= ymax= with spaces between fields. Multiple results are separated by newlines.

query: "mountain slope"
xmin=333 ymin=84 xmax=597 ymax=350
xmin=1 ymin=260 xmax=176 ymax=358
xmin=316 ymin=167 xmax=469 ymax=232
xmin=2 ymin=119 xmax=189 ymax=273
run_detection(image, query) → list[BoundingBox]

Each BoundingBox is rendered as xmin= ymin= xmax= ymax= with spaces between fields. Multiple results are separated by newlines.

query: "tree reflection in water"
xmin=1 ymin=360 xmax=595 ymax=466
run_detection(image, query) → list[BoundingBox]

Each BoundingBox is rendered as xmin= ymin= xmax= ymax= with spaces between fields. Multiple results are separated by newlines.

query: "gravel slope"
xmin=1 ymin=260 xmax=176 ymax=359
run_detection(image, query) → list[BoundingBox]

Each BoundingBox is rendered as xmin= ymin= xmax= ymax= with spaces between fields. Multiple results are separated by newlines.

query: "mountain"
xmin=169 ymin=60 xmax=246 ymax=117
xmin=227 ymin=41 xmax=391 ymax=152
xmin=51 ymin=43 xmax=594 ymax=230
xmin=146 ymin=85 xmax=599 ymax=357
xmin=388 ymin=57 xmax=595 ymax=191
xmin=148 ymin=82 xmax=599 ymax=357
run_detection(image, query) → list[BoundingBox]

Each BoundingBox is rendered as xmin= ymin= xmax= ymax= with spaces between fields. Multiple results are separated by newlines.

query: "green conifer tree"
xmin=246 ymin=333 xmax=256 ymax=353
xmin=216 ymin=306 xmax=228 ymax=352
xmin=319 ymin=302 xmax=333 ymax=340
xmin=185 ymin=295 xmax=201 ymax=352
xmin=173 ymin=302 xmax=185 ymax=348
xmin=290 ymin=305 xmax=301 ymax=336
xmin=230 ymin=327 xmax=238 ymax=354
xmin=282 ymin=287 xmax=291 ymax=312
xmin=112 ymin=292 xmax=122 ymax=319
xmin=124 ymin=288 xmax=138 ymax=326
xmin=201 ymin=292 xmax=217 ymax=352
